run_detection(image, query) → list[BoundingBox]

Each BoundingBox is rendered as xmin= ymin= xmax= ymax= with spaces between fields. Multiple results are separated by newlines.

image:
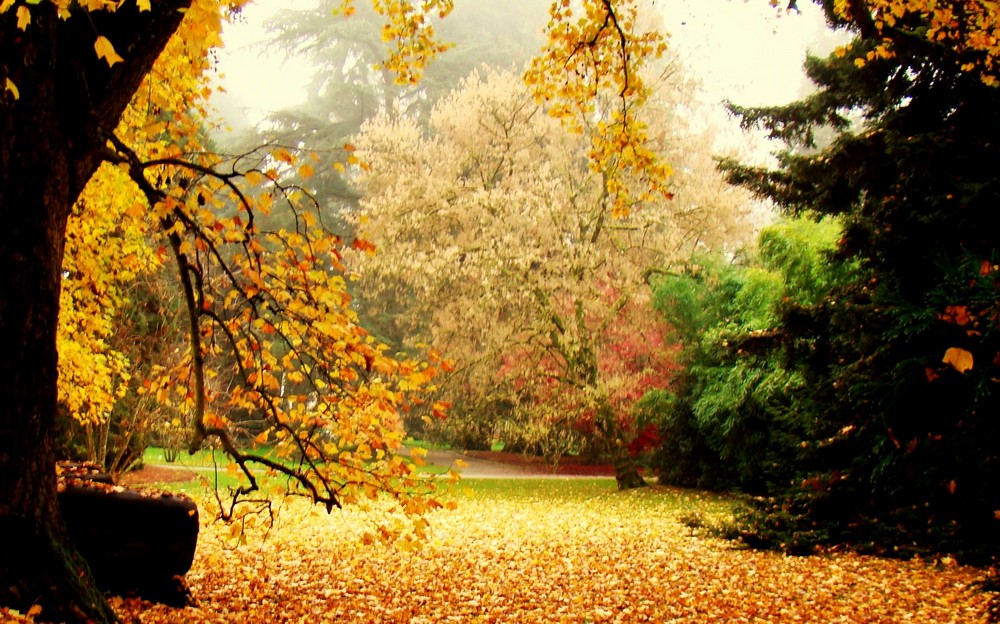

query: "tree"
xmin=0 ymin=3 xmax=211 ymax=620
xmin=250 ymin=0 xmax=552 ymax=343
xmin=646 ymin=218 xmax=853 ymax=493
xmin=717 ymin=1 xmax=1000 ymax=559
xmin=349 ymin=56 xmax=751 ymax=489
xmin=55 ymin=160 xmax=168 ymax=476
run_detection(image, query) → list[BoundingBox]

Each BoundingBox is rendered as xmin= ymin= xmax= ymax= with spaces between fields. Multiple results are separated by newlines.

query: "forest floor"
xmin=102 ymin=480 xmax=991 ymax=623
xmin=104 ymin=462 xmax=996 ymax=624
xmin=56 ymin=452 xmax=991 ymax=623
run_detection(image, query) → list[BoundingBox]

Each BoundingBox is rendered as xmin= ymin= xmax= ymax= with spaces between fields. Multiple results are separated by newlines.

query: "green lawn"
xmin=142 ymin=444 xmax=453 ymax=495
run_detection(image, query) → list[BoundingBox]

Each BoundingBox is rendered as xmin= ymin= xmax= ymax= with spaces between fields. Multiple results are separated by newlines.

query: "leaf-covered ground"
xmin=103 ymin=480 xmax=990 ymax=623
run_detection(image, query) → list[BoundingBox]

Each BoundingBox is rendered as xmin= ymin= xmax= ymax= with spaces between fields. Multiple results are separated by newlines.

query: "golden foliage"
xmin=524 ymin=0 xmax=671 ymax=217
xmin=334 ymin=0 xmax=455 ymax=84
xmin=834 ymin=0 xmax=1000 ymax=85
xmin=57 ymin=163 xmax=152 ymax=425
xmin=54 ymin=0 xmax=449 ymax=531
xmin=100 ymin=488 xmax=992 ymax=623
xmin=56 ymin=0 xmax=228 ymax=427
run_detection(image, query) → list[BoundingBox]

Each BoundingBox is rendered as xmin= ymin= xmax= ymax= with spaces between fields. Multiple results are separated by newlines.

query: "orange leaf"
xmin=937 ymin=305 xmax=972 ymax=326
xmin=431 ymin=400 xmax=451 ymax=419
xmin=352 ymin=238 xmax=377 ymax=254
xmin=942 ymin=347 xmax=974 ymax=374
xmin=272 ymin=148 xmax=295 ymax=164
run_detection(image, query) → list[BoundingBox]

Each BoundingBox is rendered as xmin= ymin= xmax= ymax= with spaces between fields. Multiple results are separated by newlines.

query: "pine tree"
xmin=719 ymin=6 xmax=1000 ymax=560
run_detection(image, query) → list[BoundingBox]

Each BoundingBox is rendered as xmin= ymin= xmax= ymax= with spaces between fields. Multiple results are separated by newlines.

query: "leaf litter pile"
xmin=99 ymin=480 xmax=990 ymax=622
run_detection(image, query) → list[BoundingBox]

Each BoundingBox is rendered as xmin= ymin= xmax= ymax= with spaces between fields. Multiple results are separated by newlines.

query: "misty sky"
xmin=210 ymin=1 xmax=842 ymax=141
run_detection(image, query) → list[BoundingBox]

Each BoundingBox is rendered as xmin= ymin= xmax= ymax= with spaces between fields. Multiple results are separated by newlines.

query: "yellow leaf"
xmin=136 ymin=0 xmax=151 ymax=10
xmin=4 ymin=77 xmax=18 ymax=100
xmin=942 ymin=347 xmax=974 ymax=374
xmin=94 ymin=36 xmax=124 ymax=67
xmin=125 ymin=202 xmax=145 ymax=219
xmin=272 ymin=147 xmax=295 ymax=164
xmin=16 ymin=5 xmax=29 ymax=30
xmin=298 ymin=163 xmax=314 ymax=178
xmin=0 ymin=0 xmax=15 ymax=14
xmin=245 ymin=170 xmax=266 ymax=186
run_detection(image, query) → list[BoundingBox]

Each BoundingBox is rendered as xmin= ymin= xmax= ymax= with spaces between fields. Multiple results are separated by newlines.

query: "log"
xmin=56 ymin=465 xmax=199 ymax=606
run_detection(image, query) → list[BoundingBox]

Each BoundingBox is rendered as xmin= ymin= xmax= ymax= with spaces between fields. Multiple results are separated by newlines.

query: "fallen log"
xmin=57 ymin=463 xmax=199 ymax=606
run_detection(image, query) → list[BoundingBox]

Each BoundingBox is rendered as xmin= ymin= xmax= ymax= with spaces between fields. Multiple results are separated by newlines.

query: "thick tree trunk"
xmin=611 ymin=439 xmax=646 ymax=490
xmin=0 ymin=3 xmax=191 ymax=622
xmin=596 ymin=402 xmax=646 ymax=490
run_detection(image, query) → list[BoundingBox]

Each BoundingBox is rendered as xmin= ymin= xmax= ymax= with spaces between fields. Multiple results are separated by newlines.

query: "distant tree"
xmin=247 ymin=1 xmax=551 ymax=343
xmin=349 ymin=58 xmax=751 ymax=488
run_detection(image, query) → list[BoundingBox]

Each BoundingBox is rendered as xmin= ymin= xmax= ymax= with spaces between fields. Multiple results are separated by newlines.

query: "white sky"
xmin=210 ymin=0 xmax=842 ymax=139
xmin=659 ymin=0 xmax=840 ymax=105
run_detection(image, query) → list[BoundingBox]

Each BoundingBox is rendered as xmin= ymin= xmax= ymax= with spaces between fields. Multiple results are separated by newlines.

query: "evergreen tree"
xmin=646 ymin=218 xmax=850 ymax=495
xmin=719 ymin=2 xmax=1000 ymax=560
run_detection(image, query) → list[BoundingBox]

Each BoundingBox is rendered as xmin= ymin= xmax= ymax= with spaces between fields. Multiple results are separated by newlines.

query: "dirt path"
xmin=419 ymin=449 xmax=621 ymax=478
xmin=419 ymin=449 xmax=548 ymax=478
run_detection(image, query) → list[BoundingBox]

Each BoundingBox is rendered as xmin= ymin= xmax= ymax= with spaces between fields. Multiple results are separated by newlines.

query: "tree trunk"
xmin=0 ymin=3 xmax=191 ymax=621
xmin=596 ymin=401 xmax=646 ymax=490
xmin=610 ymin=437 xmax=646 ymax=490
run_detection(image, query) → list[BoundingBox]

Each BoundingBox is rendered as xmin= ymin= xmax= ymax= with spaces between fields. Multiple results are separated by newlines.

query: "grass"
xmin=402 ymin=437 xmax=507 ymax=452
xmin=141 ymin=444 xmax=454 ymax=496
xmin=143 ymin=445 xmax=234 ymax=467
xmin=452 ymin=477 xmax=615 ymax=499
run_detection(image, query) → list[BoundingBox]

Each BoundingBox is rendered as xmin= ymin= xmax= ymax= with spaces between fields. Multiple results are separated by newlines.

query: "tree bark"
xmin=0 ymin=3 xmax=191 ymax=621
xmin=596 ymin=402 xmax=646 ymax=490
xmin=610 ymin=437 xmax=646 ymax=490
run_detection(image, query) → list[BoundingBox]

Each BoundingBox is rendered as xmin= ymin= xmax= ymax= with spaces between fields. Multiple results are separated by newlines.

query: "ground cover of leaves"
xmin=102 ymin=480 xmax=990 ymax=623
